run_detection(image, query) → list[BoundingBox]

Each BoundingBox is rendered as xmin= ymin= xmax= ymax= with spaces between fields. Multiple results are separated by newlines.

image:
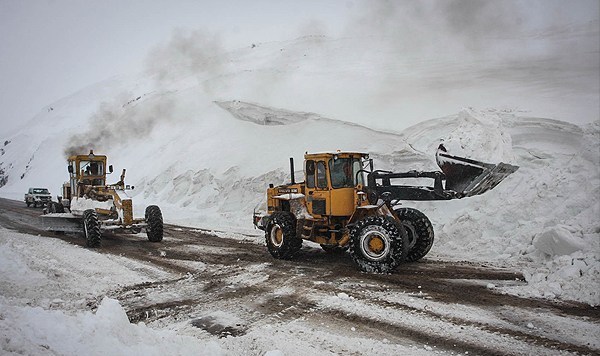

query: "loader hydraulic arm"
xmin=365 ymin=149 xmax=519 ymax=203
xmin=367 ymin=170 xmax=455 ymax=202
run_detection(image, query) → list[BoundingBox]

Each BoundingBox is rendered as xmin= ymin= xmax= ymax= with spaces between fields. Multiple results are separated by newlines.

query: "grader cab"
xmin=43 ymin=150 xmax=163 ymax=247
xmin=254 ymin=148 xmax=518 ymax=273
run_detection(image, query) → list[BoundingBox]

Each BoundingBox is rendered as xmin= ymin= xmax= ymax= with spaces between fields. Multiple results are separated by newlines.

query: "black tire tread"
xmin=83 ymin=209 xmax=101 ymax=248
xmin=145 ymin=205 xmax=164 ymax=242
xmin=348 ymin=215 xmax=408 ymax=273
xmin=266 ymin=211 xmax=302 ymax=259
xmin=394 ymin=207 xmax=434 ymax=262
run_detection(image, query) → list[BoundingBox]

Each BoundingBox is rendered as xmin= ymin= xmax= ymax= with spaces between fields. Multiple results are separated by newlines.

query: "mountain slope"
xmin=0 ymin=33 xmax=598 ymax=304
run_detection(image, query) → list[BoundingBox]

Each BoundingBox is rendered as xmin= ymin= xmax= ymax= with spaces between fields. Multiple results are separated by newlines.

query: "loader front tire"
xmin=349 ymin=216 xmax=408 ymax=273
xmin=394 ymin=207 xmax=434 ymax=262
xmin=145 ymin=205 xmax=163 ymax=242
xmin=83 ymin=209 xmax=101 ymax=248
xmin=266 ymin=212 xmax=302 ymax=259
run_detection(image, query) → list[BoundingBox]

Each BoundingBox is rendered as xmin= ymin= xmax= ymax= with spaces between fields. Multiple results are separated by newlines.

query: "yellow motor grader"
xmin=42 ymin=150 xmax=163 ymax=247
xmin=253 ymin=146 xmax=518 ymax=273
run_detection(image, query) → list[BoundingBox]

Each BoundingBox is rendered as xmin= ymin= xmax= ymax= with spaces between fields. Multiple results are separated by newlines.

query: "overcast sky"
xmin=0 ymin=0 xmax=352 ymax=133
xmin=1 ymin=0 xmax=598 ymax=133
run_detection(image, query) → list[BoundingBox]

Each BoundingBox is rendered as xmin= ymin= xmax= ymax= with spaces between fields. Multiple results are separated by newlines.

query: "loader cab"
xmin=67 ymin=150 xmax=109 ymax=197
xmin=304 ymin=152 xmax=369 ymax=217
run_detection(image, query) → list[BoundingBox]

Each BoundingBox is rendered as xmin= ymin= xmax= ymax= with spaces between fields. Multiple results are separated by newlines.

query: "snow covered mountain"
xmin=0 ymin=31 xmax=598 ymax=305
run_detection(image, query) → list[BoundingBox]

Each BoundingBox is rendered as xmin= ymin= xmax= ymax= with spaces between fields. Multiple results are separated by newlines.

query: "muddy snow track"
xmin=0 ymin=197 xmax=598 ymax=355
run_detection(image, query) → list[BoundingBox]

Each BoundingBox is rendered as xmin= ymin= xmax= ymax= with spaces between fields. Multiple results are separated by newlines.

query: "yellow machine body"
xmin=64 ymin=151 xmax=138 ymax=225
xmin=265 ymin=151 xmax=383 ymax=247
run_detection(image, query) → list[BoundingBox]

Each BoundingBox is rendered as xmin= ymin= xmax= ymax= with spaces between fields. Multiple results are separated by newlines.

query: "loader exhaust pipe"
xmin=289 ymin=157 xmax=295 ymax=184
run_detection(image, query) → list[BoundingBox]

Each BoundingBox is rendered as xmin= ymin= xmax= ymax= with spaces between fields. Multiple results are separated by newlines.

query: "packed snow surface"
xmin=1 ymin=228 xmax=445 ymax=355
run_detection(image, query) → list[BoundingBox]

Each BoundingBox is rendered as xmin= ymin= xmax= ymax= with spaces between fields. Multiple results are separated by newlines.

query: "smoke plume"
xmin=63 ymin=94 xmax=175 ymax=157
xmin=63 ymin=29 xmax=225 ymax=157
xmin=145 ymin=28 xmax=227 ymax=85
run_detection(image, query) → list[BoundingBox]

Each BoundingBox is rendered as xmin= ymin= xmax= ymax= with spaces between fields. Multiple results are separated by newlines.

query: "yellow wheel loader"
xmin=42 ymin=150 xmax=163 ymax=247
xmin=254 ymin=146 xmax=518 ymax=273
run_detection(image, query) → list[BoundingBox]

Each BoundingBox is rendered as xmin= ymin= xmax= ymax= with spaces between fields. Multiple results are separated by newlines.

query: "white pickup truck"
xmin=24 ymin=187 xmax=52 ymax=207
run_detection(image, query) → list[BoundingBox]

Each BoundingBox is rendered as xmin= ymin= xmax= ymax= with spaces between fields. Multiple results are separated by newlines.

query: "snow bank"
xmin=437 ymin=108 xmax=516 ymax=163
xmin=0 ymin=228 xmax=173 ymax=308
xmin=0 ymin=227 xmax=225 ymax=355
xmin=533 ymin=225 xmax=590 ymax=256
xmin=415 ymin=112 xmax=600 ymax=305
xmin=70 ymin=196 xmax=115 ymax=215
xmin=0 ymin=297 xmax=223 ymax=356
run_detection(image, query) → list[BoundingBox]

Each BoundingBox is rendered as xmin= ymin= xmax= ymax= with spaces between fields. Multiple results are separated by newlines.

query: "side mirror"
xmin=68 ymin=165 xmax=73 ymax=173
xmin=108 ymin=165 xmax=113 ymax=173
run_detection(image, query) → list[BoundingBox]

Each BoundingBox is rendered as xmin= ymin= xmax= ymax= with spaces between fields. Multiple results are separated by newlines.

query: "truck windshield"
xmin=80 ymin=161 xmax=104 ymax=176
xmin=329 ymin=158 xmax=364 ymax=188
xmin=33 ymin=188 xmax=49 ymax=194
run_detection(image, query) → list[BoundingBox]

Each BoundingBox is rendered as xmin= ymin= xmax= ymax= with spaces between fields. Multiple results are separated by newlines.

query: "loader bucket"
xmin=436 ymin=147 xmax=519 ymax=198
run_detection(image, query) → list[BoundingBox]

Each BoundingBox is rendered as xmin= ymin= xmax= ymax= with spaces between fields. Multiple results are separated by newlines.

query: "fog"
xmin=1 ymin=0 xmax=598 ymax=138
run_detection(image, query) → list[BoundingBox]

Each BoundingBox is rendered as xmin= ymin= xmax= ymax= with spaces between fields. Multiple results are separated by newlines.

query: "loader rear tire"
xmin=83 ymin=209 xmax=101 ymax=248
xmin=266 ymin=212 xmax=302 ymax=259
xmin=145 ymin=205 xmax=163 ymax=242
xmin=394 ymin=207 xmax=434 ymax=262
xmin=349 ymin=216 xmax=408 ymax=273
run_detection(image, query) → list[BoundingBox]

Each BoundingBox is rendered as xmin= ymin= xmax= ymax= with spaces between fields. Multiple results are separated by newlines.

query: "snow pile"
xmin=0 ymin=228 xmax=172 ymax=308
xmin=419 ymin=112 xmax=600 ymax=305
xmin=215 ymin=100 xmax=317 ymax=126
xmin=533 ymin=225 xmax=591 ymax=256
xmin=437 ymin=108 xmax=516 ymax=163
xmin=0 ymin=297 xmax=223 ymax=356
xmin=0 ymin=228 xmax=225 ymax=355
xmin=70 ymin=196 xmax=115 ymax=215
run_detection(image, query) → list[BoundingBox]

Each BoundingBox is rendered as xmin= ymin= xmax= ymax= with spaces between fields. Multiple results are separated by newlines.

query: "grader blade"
xmin=436 ymin=145 xmax=519 ymax=198
xmin=41 ymin=213 xmax=82 ymax=233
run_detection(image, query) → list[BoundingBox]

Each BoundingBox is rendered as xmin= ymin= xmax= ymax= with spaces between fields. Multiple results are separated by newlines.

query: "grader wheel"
xmin=145 ymin=205 xmax=163 ymax=242
xmin=83 ymin=209 xmax=101 ymax=248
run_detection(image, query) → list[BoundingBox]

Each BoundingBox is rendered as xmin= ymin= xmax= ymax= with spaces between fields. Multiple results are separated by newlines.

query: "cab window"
xmin=306 ymin=160 xmax=315 ymax=188
xmin=80 ymin=161 xmax=104 ymax=176
xmin=316 ymin=161 xmax=327 ymax=188
xmin=353 ymin=159 xmax=365 ymax=186
xmin=329 ymin=158 xmax=353 ymax=188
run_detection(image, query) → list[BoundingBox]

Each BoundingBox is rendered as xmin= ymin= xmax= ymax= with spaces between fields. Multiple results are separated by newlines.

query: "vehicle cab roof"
xmin=304 ymin=151 xmax=369 ymax=160
xmin=68 ymin=150 xmax=107 ymax=162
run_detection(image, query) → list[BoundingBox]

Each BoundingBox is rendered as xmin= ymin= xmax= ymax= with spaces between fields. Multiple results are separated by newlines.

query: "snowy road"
xmin=1 ymin=197 xmax=598 ymax=355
